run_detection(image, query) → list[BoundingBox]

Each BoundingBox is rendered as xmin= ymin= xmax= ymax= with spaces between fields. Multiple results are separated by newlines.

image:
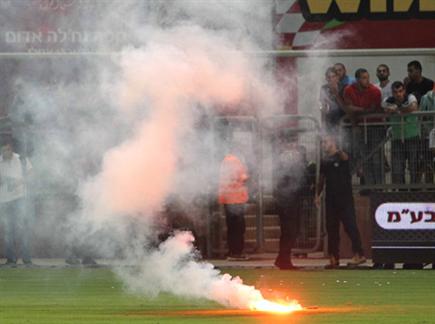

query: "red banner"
xmin=276 ymin=0 xmax=435 ymax=49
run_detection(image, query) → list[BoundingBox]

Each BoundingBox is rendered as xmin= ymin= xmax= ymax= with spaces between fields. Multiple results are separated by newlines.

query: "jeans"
xmin=325 ymin=197 xmax=363 ymax=259
xmin=391 ymin=137 xmax=419 ymax=184
xmin=224 ymin=204 xmax=246 ymax=256
xmin=0 ymin=198 xmax=31 ymax=262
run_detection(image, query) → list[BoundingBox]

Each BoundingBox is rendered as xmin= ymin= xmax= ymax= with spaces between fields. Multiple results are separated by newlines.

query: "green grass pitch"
xmin=0 ymin=267 xmax=434 ymax=323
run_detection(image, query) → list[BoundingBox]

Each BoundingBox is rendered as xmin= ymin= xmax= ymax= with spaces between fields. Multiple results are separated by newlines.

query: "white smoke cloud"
xmin=71 ymin=0 xmax=289 ymax=309
xmin=120 ymin=231 xmax=267 ymax=309
xmin=3 ymin=0 xmax=303 ymax=310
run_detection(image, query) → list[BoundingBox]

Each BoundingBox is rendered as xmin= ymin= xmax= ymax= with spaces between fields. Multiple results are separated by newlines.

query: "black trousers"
xmin=391 ymin=137 xmax=419 ymax=184
xmin=326 ymin=197 xmax=363 ymax=259
xmin=224 ymin=204 xmax=246 ymax=255
xmin=276 ymin=203 xmax=300 ymax=262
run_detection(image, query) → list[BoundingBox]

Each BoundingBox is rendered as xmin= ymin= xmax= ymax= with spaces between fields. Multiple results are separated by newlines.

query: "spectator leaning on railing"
xmin=420 ymin=86 xmax=435 ymax=183
xmin=382 ymin=81 xmax=419 ymax=184
xmin=375 ymin=64 xmax=393 ymax=101
xmin=343 ymin=68 xmax=383 ymax=185
xmin=405 ymin=61 xmax=435 ymax=184
xmin=334 ymin=63 xmax=355 ymax=95
xmin=405 ymin=60 xmax=434 ymax=104
xmin=319 ymin=67 xmax=346 ymax=132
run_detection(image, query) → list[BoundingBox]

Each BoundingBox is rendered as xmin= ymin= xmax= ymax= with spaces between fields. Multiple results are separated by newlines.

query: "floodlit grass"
xmin=0 ymin=267 xmax=434 ymax=323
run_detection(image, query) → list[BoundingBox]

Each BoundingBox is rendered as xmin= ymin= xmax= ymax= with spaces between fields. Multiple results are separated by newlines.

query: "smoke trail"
xmin=80 ymin=25 xmax=259 ymax=220
xmin=121 ymin=231 xmax=299 ymax=310
xmin=73 ymin=2 xmax=290 ymax=309
xmin=2 ymin=0 xmax=301 ymax=309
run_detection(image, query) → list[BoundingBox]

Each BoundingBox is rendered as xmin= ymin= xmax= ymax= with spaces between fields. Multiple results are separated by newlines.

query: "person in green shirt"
xmin=419 ymin=89 xmax=435 ymax=183
xmin=382 ymin=81 xmax=419 ymax=184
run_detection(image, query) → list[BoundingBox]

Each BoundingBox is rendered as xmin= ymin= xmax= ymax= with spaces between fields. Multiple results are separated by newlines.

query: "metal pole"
xmin=256 ymin=119 xmax=264 ymax=252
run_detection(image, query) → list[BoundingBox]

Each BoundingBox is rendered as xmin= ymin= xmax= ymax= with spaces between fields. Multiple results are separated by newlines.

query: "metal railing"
xmin=209 ymin=114 xmax=323 ymax=256
xmin=338 ymin=111 xmax=435 ymax=191
xmin=260 ymin=115 xmax=322 ymax=253
xmin=209 ymin=116 xmax=260 ymax=257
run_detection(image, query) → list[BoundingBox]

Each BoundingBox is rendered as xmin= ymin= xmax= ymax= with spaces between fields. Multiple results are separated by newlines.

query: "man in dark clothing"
xmin=405 ymin=60 xmax=434 ymax=103
xmin=405 ymin=61 xmax=435 ymax=187
xmin=315 ymin=135 xmax=365 ymax=269
xmin=273 ymin=143 xmax=309 ymax=270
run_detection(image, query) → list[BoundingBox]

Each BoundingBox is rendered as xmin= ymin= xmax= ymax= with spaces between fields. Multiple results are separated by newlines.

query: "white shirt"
xmin=0 ymin=153 xmax=32 ymax=203
xmin=429 ymin=128 xmax=435 ymax=150
xmin=376 ymin=80 xmax=393 ymax=101
xmin=382 ymin=93 xmax=417 ymax=110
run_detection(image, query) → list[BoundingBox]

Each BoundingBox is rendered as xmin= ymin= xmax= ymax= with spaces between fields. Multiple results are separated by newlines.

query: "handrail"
xmin=262 ymin=48 xmax=435 ymax=58
xmin=259 ymin=114 xmax=323 ymax=254
xmin=210 ymin=116 xmax=260 ymax=256
xmin=339 ymin=110 xmax=435 ymax=125
xmin=337 ymin=111 xmax=435 ymax=190
xmin=2 ymin=48 xmax=435 ymax=58
xmin=210 ymin=114 xmax=323 ymax=255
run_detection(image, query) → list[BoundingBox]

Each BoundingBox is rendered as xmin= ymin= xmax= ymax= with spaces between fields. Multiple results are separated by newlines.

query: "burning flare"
xmin=119 ymin=232 xmax=303 ymax=314
xmin=249 ymin=298 xmax=303 ymax=314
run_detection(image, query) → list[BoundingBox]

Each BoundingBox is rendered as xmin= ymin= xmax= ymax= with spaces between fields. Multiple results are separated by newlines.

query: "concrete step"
xmin=215 ymin=234 xmax=320 ymax=253
xmin=245 ymin=238 xmax=277 ymax=252
xmin=244 ymin=238 xmax=319 ymax=253
xmin=213 ymin=198 xmax=320 ymax=255
xmin=221 ymin=226 xmax=281 ymax=241
xmin=219 ymin=214 xmax=280 ymax=227
xmin=244 ymin=198 xmax=281 ymax=214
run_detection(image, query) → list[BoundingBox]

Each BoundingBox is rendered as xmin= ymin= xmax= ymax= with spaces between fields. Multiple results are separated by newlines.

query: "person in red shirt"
xmin=218 ymin=148 xmax=249 ymax=260
xmin=343 ymin=68 xmax=384 ymax=185
xmin=343 ymin=68 xmax=382 ymax=120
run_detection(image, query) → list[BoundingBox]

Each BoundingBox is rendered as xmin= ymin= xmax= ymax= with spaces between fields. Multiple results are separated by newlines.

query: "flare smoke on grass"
xmin=3 ymin=0 xmax=308 ymax=309
xmin=72 ymin=0 xmax=297 ymax=309
xmin=121 ymin=230 xmax=302 ymax=312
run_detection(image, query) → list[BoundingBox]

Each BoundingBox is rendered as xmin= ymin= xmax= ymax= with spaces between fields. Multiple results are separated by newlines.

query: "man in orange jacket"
xmin=219 ymin=152 xmax=249 ymax=260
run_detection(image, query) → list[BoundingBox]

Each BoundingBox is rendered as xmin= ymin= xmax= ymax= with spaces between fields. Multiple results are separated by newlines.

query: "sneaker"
xmin=403 ymin=263 xmax=423 ymax=270
xmin=226 ymin=254 xmax=239 ymax=261
xmin=237 ymin=254 xmax=250 ymax=261
xmin=226 ymin=254 xmax=249 ymax=261
xmin=325 ymin=256 xmax=339 ymax=269
xmin=4 ymin=259 xmax=17 ymax=267
xmin=274 ymin=259 xmax=299 ymax=270
xmin=384 ymin=263 xmax=395 ymax=270
xmin=81 ymin=257 xmax=97 ymax=265
xmin=347 ymin=254 xmax=367 ymax=267
xmin=65 ymin=257 xmax=81 ymax=265
xmin=372 ymin=263 xmax=383 ymax=269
